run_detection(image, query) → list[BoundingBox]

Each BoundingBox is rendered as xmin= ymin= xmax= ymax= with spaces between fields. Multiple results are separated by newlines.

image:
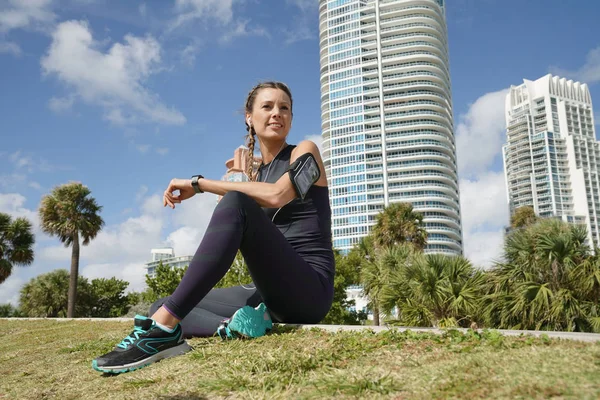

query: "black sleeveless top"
xmin=257 ymin=144 xmax=335 ymax=282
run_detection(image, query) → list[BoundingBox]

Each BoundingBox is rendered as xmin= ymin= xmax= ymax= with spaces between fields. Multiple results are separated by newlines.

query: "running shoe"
xmin=216 ymin=303 xmax=272 ymax=340
xmin=92 ymin=315 xmax=192 ymax=374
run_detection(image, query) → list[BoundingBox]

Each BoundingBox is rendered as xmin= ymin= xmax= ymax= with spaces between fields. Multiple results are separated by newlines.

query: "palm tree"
xmin=0 ymin=212 xmax=35 ymax=284
xmin=353 ymin=235 xmax=380 ymax=323
xmin=360 ymin=245 xmax=394 ymax=326
xmin=484 ymin=218 xmax=600 ymax=332
xmin=39 ymin=182 xmax=104 ymax=318
xmin=381 ymin=251 xmax=484 ymax=328
xmin=371 ymin=202 xmax=427 ymax=251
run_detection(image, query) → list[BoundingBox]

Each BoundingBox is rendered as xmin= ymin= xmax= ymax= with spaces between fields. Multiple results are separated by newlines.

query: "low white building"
xmin=346 ymin=284 xmax=370 ymax=317
xmin=143 ymin=248 xmax=193 ymax=278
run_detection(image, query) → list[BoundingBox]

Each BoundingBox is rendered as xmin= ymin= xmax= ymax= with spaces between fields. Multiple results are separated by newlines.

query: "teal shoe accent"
xmin=226 ymin=303 xmax=273 ymax=339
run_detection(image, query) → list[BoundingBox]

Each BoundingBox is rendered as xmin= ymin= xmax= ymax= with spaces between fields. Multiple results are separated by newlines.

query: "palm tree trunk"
xmin=373 ymin=305 xmax=380 ymax=326
xmin=67 ymin=231 xmax=79 ymax=318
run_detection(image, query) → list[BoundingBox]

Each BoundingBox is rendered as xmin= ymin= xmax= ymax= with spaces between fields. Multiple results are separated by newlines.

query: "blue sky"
xmin=1 ymin=0 xmax=600 ymax=305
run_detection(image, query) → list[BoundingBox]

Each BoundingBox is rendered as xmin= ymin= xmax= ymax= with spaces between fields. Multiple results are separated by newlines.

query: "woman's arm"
xmin=163 ymin=140 xmax=326 ymax=209
xmin=199 ymin=177 xmax=296 ymax=208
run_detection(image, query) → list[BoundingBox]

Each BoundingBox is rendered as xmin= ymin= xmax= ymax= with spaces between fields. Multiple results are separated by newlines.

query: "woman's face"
xmin=247 ymin=88 xmax=292 ymax=142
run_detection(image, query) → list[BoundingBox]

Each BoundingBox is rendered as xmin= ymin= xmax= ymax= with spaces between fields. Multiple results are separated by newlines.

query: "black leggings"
xmin=149 ymin=191 xmax=333 ymax=337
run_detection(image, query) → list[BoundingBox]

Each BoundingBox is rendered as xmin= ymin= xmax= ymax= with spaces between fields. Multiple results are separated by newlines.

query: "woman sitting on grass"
xmin=92 ymin=81 xmax=335 ymax=374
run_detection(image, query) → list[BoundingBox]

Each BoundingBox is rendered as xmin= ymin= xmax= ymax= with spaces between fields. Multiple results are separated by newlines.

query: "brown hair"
xmin=244 ymin=81 xmax=293 ymax=181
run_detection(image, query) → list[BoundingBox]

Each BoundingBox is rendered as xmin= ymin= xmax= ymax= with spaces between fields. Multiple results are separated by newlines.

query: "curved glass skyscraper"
xmin=319 ymin=0 xmax=463 ymax=254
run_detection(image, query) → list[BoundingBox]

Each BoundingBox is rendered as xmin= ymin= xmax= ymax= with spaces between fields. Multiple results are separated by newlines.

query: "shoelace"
xmin=117 ymin=325 xmax=146 ymax=349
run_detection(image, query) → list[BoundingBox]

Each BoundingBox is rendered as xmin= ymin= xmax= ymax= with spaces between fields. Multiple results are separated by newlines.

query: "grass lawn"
xmin=1 ymin=320 xmax=599 ymax=399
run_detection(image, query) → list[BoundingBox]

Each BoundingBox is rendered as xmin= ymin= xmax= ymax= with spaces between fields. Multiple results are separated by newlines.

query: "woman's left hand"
xmin=163 ymin=178 xmax=195 ymax=209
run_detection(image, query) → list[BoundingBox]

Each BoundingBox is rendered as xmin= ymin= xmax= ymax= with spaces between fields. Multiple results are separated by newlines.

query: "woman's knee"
xmin=218 ymin=191 xmax=260 ymax=212
xmin=219 ymin=190 xmax=251 ymax=206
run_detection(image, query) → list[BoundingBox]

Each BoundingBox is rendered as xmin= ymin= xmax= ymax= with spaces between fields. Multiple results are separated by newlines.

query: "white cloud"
xmin=219 ymin=19 xmax=269 ymax=45
xmin=81 ymin=262 xmax=147 ymax=294
xmin=455 ymin=88 xmax=509 ymax=179
xmin=37 ymin=191 xmax=218 ymax=296
xmin=135 ymin=185 xmax=149 ymax=202
xmin=28 ymin=182 xmax=42 ymax=191
xmin=48 ymin=95 xmax=75 ymax=113
xmin=458 ymin=170 xmax=509 ymax=268
xmin=0 ymin=0 xmax=55 ymax=34
xmin=135 ymin=143 xmax=151 ymax=154
xmin=169 ymin=0 xmax=268 ymax=48
xmin=165 ymin=226 xmax=204 ymax=258
xmin=305 ymin=134 xmax=323 ymax=155
xmin=169 ymin=192 xmax=218 ymax=230
xmin=0 ymin=274 xmax=25 ymax=306
xmin=141 ymin=193 xmax=165 ymax=216
xmin=1 ymin=151 xmax=67 ymax=195
xmin=0 ymin=40 xmax=21 ymax=56
xmin=156 ymin=147 xmax=169 ymax=156
xmin=8 ymin=150 xmax=64 ymax=173
xmin=1 ymin=190 xmax=218 ymax=305
xmin=463 ymin=230 xmax=505 ymax=268
xmin=283 ymin=0 xmax=318 ymax=45
xmin=455 ymin=88 xmax=511 ymax=268
xmin=0 ymin=173 xmax=27 ymax=190
xmin=41 ymin=20 xmax=186 ymax=126
xmin=0 ymin=192 xmax=40 ymax=233
xmin=550 ymin=46 xmax=600 ymax=85
xmin=285 ymin=0 xmax=318 ymax=13
xmin=9 ymin=150 xmax=34 ymax=170
xmin=459 ymin=171 xmax=508 ymax=234
xmin=180 ymin=40 xmax=201 ymax=67
xmin=139 ymin=3 xmax=147 ymax=18
xmin=170 ymin=0 xmax=234 ymax=30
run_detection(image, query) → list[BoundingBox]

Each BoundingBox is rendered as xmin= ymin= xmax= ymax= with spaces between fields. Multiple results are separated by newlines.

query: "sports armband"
xmin=287 ymin=152 xmax=321 ymax=200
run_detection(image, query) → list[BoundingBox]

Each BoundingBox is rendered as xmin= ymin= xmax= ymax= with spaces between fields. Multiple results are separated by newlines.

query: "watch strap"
xmin=191 ymin=175 xmax=204 ymax=193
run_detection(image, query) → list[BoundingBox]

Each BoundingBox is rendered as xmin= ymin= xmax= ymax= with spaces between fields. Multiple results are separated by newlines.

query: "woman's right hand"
xmin=163 ymin=178 xmax=195 ymax=209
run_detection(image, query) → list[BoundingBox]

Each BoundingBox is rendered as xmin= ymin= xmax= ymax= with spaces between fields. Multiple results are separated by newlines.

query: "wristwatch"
xmin=191 ymin=175 xmax=204 ymax=193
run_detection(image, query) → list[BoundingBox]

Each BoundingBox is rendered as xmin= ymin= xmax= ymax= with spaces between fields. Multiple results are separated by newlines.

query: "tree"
xmin=88 ymin=277 xmax=132 ymax=317
xmin=39 ymin=182 xmax=104 ymax=318
xmin=371 ymin=202 xmax=427 ymax=251
xmin=142 ymin=252 xmax=252 ymax=304
xmin=352 ymin=234 xmax=389 ymax=325
xmin=381 ymin=250 xmax=484 ymax=328
xmin=510 ymin=206 xmax=538 ymax=229
xmin=19 ymin=269 xmax=132 ymax=317
xmin=0 ymin=212 xmax=35 ymax=284
xmin=214 ymin=251 xmax=253 ymax=289
xmin=20 ymin=269 xmax=88 ymax=317
xmin=484 ymin=218 xmax=600 ymax=332
xmin=0 ymin=303 xmax=22 ymax=317
xmin=360 ymin=244 xmax=403 ymax=326
xmin=145 ymin=262 xmax=188 ymax=302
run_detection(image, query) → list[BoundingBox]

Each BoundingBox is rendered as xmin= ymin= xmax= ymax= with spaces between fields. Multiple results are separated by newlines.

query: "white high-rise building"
xmin=319 ymin=0 xmax=462 ymax=254
xmin=503 ymin=74 xmax=599 ymax=245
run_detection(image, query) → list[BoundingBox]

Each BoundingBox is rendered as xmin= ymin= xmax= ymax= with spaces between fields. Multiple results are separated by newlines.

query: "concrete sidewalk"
xmin=4 ymin=318 xmax=600 ymax=343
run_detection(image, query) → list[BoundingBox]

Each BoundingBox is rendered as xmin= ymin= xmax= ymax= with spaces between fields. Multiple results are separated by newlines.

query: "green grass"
xmin=1 ymin=320 xmax=599 ymax=399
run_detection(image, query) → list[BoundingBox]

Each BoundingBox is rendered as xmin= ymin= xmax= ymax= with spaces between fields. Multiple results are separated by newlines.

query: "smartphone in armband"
xmin=288 ymin=153 xmax=321 ymax=200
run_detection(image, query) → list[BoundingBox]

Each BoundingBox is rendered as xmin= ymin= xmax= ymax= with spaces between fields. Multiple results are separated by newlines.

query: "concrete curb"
xmin=3 ymin=318 xmax=600 ymax=343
